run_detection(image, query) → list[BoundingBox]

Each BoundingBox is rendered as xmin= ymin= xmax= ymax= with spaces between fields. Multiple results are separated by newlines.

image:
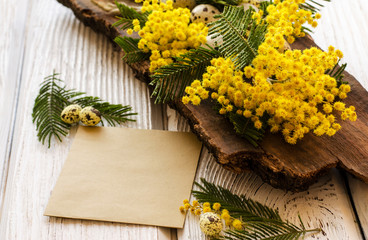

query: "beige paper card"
xmin=44 ymin=126 xmax=202 ymax=228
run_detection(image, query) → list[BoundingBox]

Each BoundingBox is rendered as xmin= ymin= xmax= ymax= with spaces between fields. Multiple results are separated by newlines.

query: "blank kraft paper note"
xmin=44 ymin=126 xmax=202 ymax=228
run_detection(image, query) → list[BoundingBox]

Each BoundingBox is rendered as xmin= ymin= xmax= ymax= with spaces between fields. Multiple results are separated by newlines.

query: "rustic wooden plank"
xmin=0 ymin=0 xmax=172 ymax=239
xmin=166 ymin=107 xmax=363 ymax=239
xmin=0 ymin=0 xmax=29 ymax=216
xmin=169 ymin=34 xmax=368 ymax=191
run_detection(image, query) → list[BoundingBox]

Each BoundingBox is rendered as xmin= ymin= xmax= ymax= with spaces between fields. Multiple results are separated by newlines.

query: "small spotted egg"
xmin=79 ymin=106 xmax=101 ymax=126
xmin=199 ymin=212 xmax=223 ymax=236
xmin=172 ymin=0 xmax=196 ymax=10
xmin=202 ymin=34 xmax=223 ymax=49
xmin=60 ymin=104 xmax=82 ymax=124
xmin=238 ymin=3 xmax=259 ymax=12
xmin=190 ymin=4 xmax=220 ymax=24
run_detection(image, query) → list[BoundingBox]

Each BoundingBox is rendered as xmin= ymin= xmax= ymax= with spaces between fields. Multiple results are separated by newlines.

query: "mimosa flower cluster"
xmin=183 ymin=0 xmax=356 ymax=144
xmin=253 ymin=0 xmax=321 ymax=44
xmin=179 ymin=199 xmax=243 ymax=236
xmin=127 ymin=0 xmax=208 ymax=72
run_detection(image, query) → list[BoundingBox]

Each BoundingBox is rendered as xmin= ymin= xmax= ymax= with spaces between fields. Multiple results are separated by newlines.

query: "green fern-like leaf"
xmin=113 ymin=1 xmax=149 ymax=30
xmin=228 ymin=112 xmax=264 ymax=147
xmin=114 ymin=36 xmax=150 ymax=64
xmin=208 ymin=5 xmax=267 ymax=70
xmin=32 ymin=73 xmax=73 ymax=147
xmin=72 ymin=96 xmax=137 ymax=127
xmin=32 ymin=73 xmax=137 ymax=147
xmin=325 ymin=61 xmax=347 ymax=86
xmin=193 ymin=178 xmax=282 ymax=222
xmin=150 ymin=46 xmax=221 ymax=103
xmin=300 ymin=0 xmax=331 ymax=14
xmin=193 ymin=179 xmax=321 ymax=240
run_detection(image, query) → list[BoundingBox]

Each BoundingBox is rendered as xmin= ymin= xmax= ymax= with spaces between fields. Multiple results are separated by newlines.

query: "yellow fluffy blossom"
xmin=194 ymin=209 xmax=202 ymax=215
xmin=130 ymin=0 xmax=208 ymax=72
xmin=232 ymin=219 xmax=243 ymax=230
xmin=220 ymin=209 xmax=232 ymax=226
xmin=183 ymin=0 xmax=356 ymax=145
xmin=213 ymin=202 xmax=221 ymax=211
xmin=192 ymin=200 xmax=200 ymax=207
xmin=203 ymin=207 xmax=212 ymax=213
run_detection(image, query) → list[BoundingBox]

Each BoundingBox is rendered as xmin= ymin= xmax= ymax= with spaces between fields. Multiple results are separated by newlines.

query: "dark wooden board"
xmin=57 ymin=0 xmax=368 ymax=191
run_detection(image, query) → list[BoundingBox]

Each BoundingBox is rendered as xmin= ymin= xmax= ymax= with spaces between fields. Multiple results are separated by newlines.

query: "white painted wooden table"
xmin=0 ymin=0 xmax=367 ymax=239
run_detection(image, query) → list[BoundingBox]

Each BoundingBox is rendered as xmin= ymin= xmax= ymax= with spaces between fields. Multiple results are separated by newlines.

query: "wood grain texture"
xmin=166 ymin=107 xmax=363 ymax=240
xmin=55 ymin=0 xmax=368 ymax=191
xmin=0 ymin=0 xmax=171 ymax=239
xmin=0 ymin=0 xmax=29 ymax=217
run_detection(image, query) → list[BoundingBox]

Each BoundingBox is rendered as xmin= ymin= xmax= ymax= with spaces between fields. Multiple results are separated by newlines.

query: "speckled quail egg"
xmin=202 ymin=34 xmax=223 ymax=49
xmin=79 ymin=106 xmax=101 ymax=126
xmin=238 ymin=2 xmax=259 ymax=12
xmin=60 ymin=104 xmax=82 ymax=124
xmin=190 ymin=4 xmax=221 ymax=24
xmin=199 ymin=212 xmax=223 ymax=237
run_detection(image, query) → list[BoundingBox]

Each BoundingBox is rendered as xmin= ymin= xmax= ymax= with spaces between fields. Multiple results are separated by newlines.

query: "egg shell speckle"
xmin=60 ymin=104 xmax=82 ymax=124
xmin=80 ymin=106 xmax=101 ymax=126
xmin=199 ymin=212 xmax=223 ymax=236
xmin=190 ymin=4 xmax=220 ymax=24
xmin=172 ymin=0 xmax=196 ymax=10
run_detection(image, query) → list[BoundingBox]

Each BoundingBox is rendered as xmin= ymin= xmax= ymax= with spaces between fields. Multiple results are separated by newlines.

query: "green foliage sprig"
xmin=208 ymin=6 xmax=267 ymax=70
xmin=326 ymin=62 xmax=347 ymax=85
xmin=192 ymin=179 xmax=321 ymax=239
xmin=299 ymin=0 xmax=331 ymax=14
xmin=32 ymin=73 xmax=137 ymax=147
xmin=113 ymin=1 xmax=149 ymax=30
xmin=114 ymin=36 xmax=150 ymax=64
xmin=151 ymin=47 xmax=221 ymax=103
xmin=228 ymin=112 xmax=265 ymax=147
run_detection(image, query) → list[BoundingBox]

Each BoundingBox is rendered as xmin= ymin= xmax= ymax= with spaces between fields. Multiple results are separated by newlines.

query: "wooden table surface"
xmin=0 ymin=0 xmax=367 ymax=239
